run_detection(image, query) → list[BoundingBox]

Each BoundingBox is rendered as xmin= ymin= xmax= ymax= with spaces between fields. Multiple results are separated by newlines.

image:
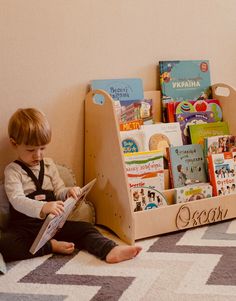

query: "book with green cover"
xmin=189 ymin=121 xmax=230 ymax=146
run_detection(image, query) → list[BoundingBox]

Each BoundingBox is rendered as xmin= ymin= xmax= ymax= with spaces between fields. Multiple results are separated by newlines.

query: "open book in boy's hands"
xmin=30 ymin=178 xmax=96 ymax=255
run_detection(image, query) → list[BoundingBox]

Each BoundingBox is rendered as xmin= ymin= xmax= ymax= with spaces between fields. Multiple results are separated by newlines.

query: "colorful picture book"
xmin=130 ymin=187 xmax=167 ymax=212
xmin=204 ymin=135 xmax=236 ymax=157
xmin=91 ymin=78 xmax=144 ymax=104
xmin=189 ymin=121 xmax=230 ymax=145
xmin=167 ymin=99 xmax=222 ymax=123
xmin=30 ymin=179 xmax=97 ymax=254
xmin=159 ymin=60 xmax=212 ymax=121
xmin=120 ymin=120 xmax=143 ymax=131
xmin=141 ymin=122 xmax=183 ymax=157
xmin=207 ymin=152 xmax=236 ymax=196
xmin=118 ymin=91 xmax=161 ymax=128
xmin=166 ymin=144 xmax=207 ymax=188
xmin=120 ymin=122 xmax=183 ymax=156
xmin=175 ymin=111 xmax=216 ymax=144
xmin=144 ymin=90 xmax=162 ymax=123
xmin=120 ymin=129 xmax=145 ymax=153
xmin=174 ymin=183 xmax=212 ymax=203
xmin=124 ymin=150 xmax=164 ymax=191
xmin=119 ymin=99 xmax=153 ymax=125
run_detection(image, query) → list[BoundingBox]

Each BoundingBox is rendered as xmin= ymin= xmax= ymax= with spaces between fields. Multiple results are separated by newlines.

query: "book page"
xmin=30 ymin=178 xmax=96 ymax=254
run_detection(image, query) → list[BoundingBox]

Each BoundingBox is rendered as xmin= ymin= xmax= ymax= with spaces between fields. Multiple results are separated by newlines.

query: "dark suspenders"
xmin=14 ymin=159 xmax=45 ymax=191
xmin=13 ymin=159 xmax=56 ymax=202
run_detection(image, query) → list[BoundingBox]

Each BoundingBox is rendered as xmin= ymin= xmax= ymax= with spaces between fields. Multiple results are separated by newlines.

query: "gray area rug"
xmin=1 ymin=220 xmax=236 ymax=300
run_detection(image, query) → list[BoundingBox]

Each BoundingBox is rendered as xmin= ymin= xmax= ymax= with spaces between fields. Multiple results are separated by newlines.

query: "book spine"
xmin=207 ymin=154 xmax=217 ymax=196
xmin=203 ymin=137 xmax=208 ymax=158
xmin=166 ymin=102 xmax=176 ymax=123
xmin=166 ymin=147 xmax=174 ymax=188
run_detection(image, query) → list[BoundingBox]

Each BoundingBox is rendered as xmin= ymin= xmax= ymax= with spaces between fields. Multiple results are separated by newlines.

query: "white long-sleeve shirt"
xmin=4 ymin=158 xmax=70 ymax=219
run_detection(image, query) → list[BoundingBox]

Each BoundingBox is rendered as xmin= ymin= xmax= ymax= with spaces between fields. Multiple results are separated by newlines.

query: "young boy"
xmin=0 ymin=108 xmax=142 ymax=263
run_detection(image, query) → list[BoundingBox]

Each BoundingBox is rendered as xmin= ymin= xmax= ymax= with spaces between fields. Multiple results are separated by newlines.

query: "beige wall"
xmin=1 ymin=0 xmax=236 ymax=184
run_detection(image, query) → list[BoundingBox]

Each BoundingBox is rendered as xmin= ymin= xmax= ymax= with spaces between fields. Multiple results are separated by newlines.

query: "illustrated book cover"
xmin=166 ymin=144 xmax=208 ymax=188
xmin=119 ymin=98 xmax=153 ymax=126
xmin=207 ymin=152 xmax=236 ymax=196
xmin=117 ymin=90 xmax=161 ymax=128
xmin=124 ymin=150 xmax=165 ymax=191
xmin=90 ymin=78 xmax=144 ymax=104
xmin=140 ymin=122 xmax=183 ymax=157
xmin=167 ymin=99 xmax=222 ymax=123
xmin=204 ymin=135 xmax=236 ymax=157
xmin=189 ymin=121 xmax=230 ymax=145
xmin=159 ymin=60 xmax=212 ymax=121
xmin=174 ymin=183 xmax=212 ymax=203
xmin=120 ymin=120 xmax=143 ymax=132
xmin=30 ymin=178 xmax=97 ymax=255
xmin=130 ymin=186 xmax=167 ymax=212
xmin=144 ymin=90 xmax=162 ymax=123
xmin=120 ymin=129 xmax=145 ymax=153
xmin=175 ymin=111 xmax=216 ymax=145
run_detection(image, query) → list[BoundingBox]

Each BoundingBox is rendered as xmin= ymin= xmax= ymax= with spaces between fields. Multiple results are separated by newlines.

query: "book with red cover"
xmin=207 ymin=152 xmax=236 ymax=196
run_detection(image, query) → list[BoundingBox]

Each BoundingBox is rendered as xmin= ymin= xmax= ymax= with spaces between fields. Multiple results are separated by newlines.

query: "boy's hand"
xmin=67 ymin=187 xmax=82 ymax=200
xmin=41 ymin=201 xmax=64 ymax=218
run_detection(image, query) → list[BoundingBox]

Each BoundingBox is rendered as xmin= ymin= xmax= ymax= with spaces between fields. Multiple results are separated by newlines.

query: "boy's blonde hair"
xmin=8 ymin=108 xmax=52 ymax=146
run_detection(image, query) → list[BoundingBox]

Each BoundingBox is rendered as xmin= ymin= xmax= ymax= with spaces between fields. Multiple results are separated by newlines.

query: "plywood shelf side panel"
xmin=212 ymin=83 xmax=236 ymax=133
xmin=84 ymin=89 xmax=135 ymax=244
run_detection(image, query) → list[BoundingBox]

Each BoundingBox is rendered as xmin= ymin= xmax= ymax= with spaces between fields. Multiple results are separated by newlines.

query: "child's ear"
xmin=9 ymin=138 xmax=17 ymax=147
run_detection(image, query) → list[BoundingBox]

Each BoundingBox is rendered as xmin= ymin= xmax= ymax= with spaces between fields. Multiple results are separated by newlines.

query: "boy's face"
xmin=11 ymin=141 xmax=47 ymax=166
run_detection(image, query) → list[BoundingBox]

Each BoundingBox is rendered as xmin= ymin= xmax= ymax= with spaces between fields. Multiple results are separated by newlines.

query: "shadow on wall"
xmin=0 ymin=137 xmax=15 ymax=182
xmin=45 ymin=83 xmax=88 ymax=185
xmin=0 ymin=83 xmax=88 ymax=185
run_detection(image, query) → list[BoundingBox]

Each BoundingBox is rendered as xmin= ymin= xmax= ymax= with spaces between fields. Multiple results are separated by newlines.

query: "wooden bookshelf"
xmin=84 ymin=83 xmax=236 ymax=245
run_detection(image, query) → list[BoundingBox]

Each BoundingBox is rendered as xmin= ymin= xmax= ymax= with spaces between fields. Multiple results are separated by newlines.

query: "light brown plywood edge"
xmin=85 ymin=89 xmax=135 ymax=244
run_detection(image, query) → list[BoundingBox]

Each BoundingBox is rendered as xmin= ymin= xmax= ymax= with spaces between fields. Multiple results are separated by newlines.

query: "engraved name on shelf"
xmin=175 ymin=204 xmax=228 ymax=229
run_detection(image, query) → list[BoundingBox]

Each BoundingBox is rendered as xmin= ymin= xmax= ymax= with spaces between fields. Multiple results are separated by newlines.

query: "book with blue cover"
xmin=91 ymin=78 xmax=144 ymax=103
xmin=166 ymin=144 xmax=207 ymax=188
xmin=159 ymin=60 xmax=212 ymax=121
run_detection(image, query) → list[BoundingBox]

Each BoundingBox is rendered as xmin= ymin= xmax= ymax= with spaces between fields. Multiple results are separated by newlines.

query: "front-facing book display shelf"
xmin=84 ymin=83 xmax=236 ymax=245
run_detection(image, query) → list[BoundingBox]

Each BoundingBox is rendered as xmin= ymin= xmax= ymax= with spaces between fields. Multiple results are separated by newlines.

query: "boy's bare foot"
xmin=51 ymin=239 xmax=75 ymax=254
xmin=106 ymin=245 xmax=142 ymax=263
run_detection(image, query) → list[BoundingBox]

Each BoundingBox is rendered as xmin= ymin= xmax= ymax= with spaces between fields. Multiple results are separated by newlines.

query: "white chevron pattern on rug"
xmin=1 ymin=220 xmax=236 ymax=301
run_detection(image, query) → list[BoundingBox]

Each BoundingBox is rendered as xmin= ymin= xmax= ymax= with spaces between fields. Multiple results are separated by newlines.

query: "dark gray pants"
xmin=0 ymin=220 xmax=117 ymax=262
